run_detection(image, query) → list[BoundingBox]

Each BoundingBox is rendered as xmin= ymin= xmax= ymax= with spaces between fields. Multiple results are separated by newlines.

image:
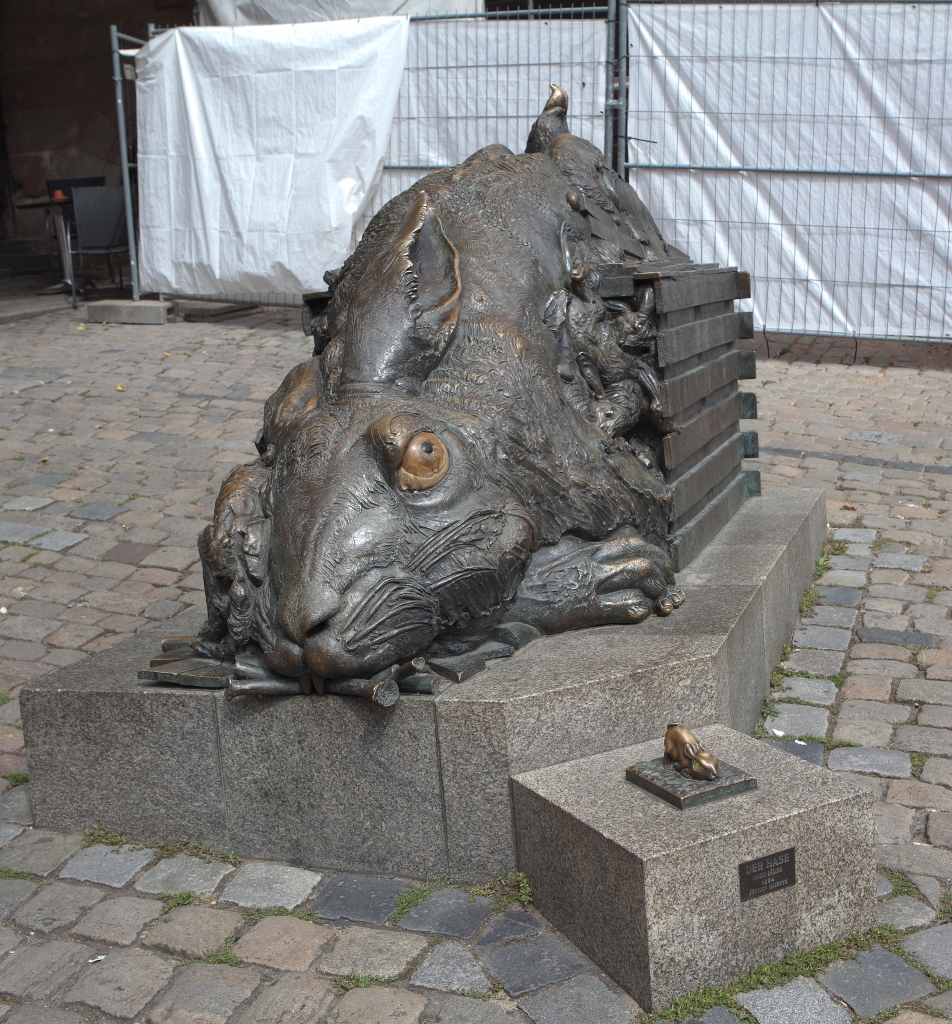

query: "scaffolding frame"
xmin=110 ymin=8 xmax=626 ymax=307
xmin=111 ymin=26 xmax=146 ymax=300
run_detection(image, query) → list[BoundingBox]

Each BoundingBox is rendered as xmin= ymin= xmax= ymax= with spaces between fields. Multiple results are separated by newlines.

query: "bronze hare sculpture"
xmin=663 ymin=723 xmax=720 ymax=781
xmin=195 ymin=87 xmax=687 ymax=687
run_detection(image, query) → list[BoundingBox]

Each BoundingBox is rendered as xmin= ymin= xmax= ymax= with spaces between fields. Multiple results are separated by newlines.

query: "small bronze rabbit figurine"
xmin=663 ymin=723 xmax=719 ymax=781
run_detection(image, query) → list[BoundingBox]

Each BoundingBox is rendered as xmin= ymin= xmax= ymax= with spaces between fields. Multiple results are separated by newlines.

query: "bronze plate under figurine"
xmin=626 ymin=722 xmax=757 ymax=809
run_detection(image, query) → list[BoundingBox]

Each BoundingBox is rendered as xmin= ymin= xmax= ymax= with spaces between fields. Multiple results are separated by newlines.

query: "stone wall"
xmin=0 ymin=0 xmax=192 ymax=238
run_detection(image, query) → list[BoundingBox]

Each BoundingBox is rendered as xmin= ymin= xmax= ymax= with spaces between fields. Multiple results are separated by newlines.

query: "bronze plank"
xmin=659 ymin=350 xmax=741 ymax=418
xmin=576 ymin=194 xmax=645 ymax=259
xmin=596 ymin=272 xmax=636 ymax=297
xmin=631 ymin=263 xmax=718 ymax=281
xmin=656 ymin=312 xmax=740 ymax=368
xmin=161 ymin=636 xmax=195 ymax=652
xmin=667 ymin=471 xmax=749 ymax=570
xmin=138 ymin=657 xmax=230 ymax=688
xmin=663 ymin=391 xmax=742 ymax=473
xmin=596 ymin=264 xmax=727 ymax=297
xmin=655 ymin=269 xmax=738 ymax=313
xmin=659 ymin=298 xmax=734 ymax=333
xmin=740 ymin=392 xmax=758 ymax=419
xmin=671 ymin=433 xmax=746 ymax=520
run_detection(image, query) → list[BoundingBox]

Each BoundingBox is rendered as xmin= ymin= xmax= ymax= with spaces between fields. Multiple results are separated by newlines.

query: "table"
xmin=14 ymin=196 xmax=74 ymax=293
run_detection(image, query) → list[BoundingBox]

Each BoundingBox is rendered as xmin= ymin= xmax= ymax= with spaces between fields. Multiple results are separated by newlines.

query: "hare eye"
xmin=693 ymin=761 xmax=701 ymax=771
xmin=396 ymin=433 xmax=448 ymax=491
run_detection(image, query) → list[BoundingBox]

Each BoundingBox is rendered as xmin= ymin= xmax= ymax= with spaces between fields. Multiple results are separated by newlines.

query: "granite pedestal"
xmin=86 ymin=300 xmax=172 ymax=325
xmin=512 ymin=726 xmax=876 ymax=1011
xmin=21 ymin=489 xmax=824 ymax=882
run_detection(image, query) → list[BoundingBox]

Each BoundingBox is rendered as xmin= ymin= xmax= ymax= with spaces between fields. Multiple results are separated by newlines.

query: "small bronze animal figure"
xmin=663 ymin=722 xmax=719 ymax=781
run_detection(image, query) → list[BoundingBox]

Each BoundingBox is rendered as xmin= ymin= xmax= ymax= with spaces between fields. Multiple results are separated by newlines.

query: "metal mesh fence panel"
xmin=624 ymin=1 xmax=952 ymax=342
xmin=355 ymin=10 xmax=610 ymax=238
xmin=130 ymin=3 xmax=950 ymax=337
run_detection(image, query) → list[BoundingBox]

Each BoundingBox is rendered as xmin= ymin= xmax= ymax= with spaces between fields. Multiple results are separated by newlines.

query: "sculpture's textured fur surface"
xmin=198 ymin=89 xmax=687 ymax=683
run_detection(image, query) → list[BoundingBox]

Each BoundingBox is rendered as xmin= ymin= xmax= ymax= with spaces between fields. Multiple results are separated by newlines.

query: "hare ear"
xmin=526 ymin=84 xmax=569 ymax=154
xmin=409 ymin=199 xmax=461 ymax=324
xmin=341 ymin=192 xmax=461 ymax=393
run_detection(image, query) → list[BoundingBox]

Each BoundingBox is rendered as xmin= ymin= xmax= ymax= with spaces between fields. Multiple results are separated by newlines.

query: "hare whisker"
xmin=338 ymin=575 xmax=426 ymax=634
xmin=406 ymin=509 xmax=509 ymax=574
xmin=343 ymin=618 xmax=436 ymax=654
xmin=346 ymin=593 xmax=436 ymax=642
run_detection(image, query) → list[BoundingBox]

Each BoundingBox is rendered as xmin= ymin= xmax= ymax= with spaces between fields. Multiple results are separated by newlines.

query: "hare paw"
xmin=506 ymin=529 xmax=682 ymax=633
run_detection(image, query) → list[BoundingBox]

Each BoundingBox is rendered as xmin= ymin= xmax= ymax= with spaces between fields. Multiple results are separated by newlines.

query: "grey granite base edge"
xmin=20 ymin=607 xmax=451 ymax=877
xmin=19 ymin=607 xmax=229 ymax=844
xmin=24 ymin=683 xmax=231 ymax=848
xmin=215 ymin=689 xmax=449 ymax=877
xmin=679 ymin=488 xmax=826 ymax=735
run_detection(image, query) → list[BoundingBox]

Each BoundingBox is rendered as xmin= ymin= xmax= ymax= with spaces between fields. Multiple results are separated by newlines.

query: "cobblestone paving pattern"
xmin=0 ymin=305 xmax=952 ymax=1021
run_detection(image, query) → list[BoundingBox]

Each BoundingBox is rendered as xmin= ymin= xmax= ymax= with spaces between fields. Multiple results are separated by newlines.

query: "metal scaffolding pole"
xmin=604 ymin=0 xmax=617 ymax=165
xmin=111 ymin=25 xmax=143 ymax=300
xmin=616 ymin=0 xmax=629 ymax=179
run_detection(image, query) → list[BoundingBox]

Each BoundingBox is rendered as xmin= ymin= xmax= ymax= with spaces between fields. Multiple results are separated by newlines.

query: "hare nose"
xmin=276 ymin=587 xmax=341 ymax=646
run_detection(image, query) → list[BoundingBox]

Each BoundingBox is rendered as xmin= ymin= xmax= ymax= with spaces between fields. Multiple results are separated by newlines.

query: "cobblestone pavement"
xmin=0 ymin=303 xmax=305 ymax=703
xmin=1 ymin=304 xmax=952 ymax=1021
xmin=0 ymin=818 xmax=638 ymax=1024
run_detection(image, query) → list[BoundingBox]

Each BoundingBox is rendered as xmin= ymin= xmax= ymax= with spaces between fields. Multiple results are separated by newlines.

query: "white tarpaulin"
xmin=627 ymin=3 xmax=952 ymax=341
xmin=200 ymin=0 xmax=479 ymax=24
xmin=136 ymin=19 xmax=409 ymax=301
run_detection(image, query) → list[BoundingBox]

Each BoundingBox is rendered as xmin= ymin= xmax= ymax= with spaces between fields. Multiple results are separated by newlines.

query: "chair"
xmin=67 ymin=186 xmax=129 ymax=308
xmin=39 ymin=177 xmax=106 ymax=286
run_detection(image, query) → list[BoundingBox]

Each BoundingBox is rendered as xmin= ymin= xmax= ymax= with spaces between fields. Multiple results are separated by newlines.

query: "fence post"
xmin=616 ymin=0 xmax=629 ymax=179
xmin=604 ymin=0 xmax=617 ymax=165
xmin=111 ymin=25 xmax=140 ymax=301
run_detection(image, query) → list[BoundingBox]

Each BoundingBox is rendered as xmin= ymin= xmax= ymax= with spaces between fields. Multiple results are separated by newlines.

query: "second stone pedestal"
xmin=512 ymin=726 xmax=876 ymax=1012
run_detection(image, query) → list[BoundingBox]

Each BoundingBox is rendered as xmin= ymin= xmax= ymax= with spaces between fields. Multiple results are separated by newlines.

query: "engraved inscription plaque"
xmin=739 ymin=847 xmax=796 ymax=902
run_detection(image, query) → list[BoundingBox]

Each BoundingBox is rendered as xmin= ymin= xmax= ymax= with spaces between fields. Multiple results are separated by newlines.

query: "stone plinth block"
xmin=511 ymin=726 xmax=876 ymax=1011
xmin=87 ymin=300 xmax=170 ymax=325
xmin=22 ymin=491 xmax=823 ymax=881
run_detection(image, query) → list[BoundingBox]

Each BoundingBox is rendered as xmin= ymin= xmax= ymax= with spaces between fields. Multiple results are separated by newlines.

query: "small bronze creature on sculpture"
xmin=627 ymin=725 xmax=751 ymax=808
xmin=663 ymin=723 xmax=720 ymax=782
xmin=151 ymin=87 xmax=694 ymax=699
